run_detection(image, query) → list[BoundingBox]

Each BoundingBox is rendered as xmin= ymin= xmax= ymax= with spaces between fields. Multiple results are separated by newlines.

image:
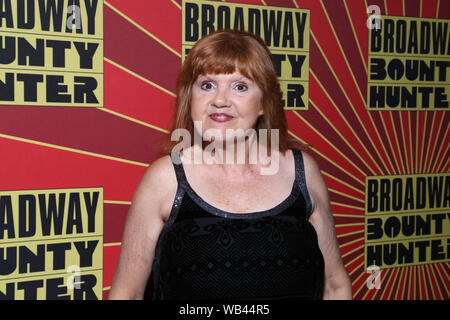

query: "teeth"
xmin=212 ymin=114 xmax=230 ymax=119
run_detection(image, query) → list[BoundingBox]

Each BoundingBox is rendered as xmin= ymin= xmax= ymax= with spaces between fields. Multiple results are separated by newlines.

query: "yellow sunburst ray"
xmin=328 ymin=187 xmax=365 ymax=204
xmin=331 ymin=201 xmax=364 ymax=212
xmin=287 ymin=130 xmax=366 ymax=189
xmin=426 ymin=264 xmax=443 ymax=299
xmin=322 ymin=171 xmax=365 ymax=196
xmin=425 ymin=264 xmax=437 ymax=299
xmin=309 ymin=65 xmax=389 ymax=176
xmin=407 ymin=113 xmax=414 ymax=174
xmin=343 ymin=0 xmax=368 ymax=71
xmin=410 ymin=265 xmax=416 ymax=300
xmin=387 ymin=267 xmax=403 ymax=300
xmin=336 ymin=229 xmax=364 ymax=239
xmin=318 ymin=0 xmax=367 ymax=108
xmin=348 ymin=259 xmax=364 ymax=279
xmin=342 ymin=244 xmax=364 ymax=259
xmin=400 ymin=266 xmax=411 ymax=299
xmin=436 ymin=0 xmax=441 ymax=18
xmin=339 ymin=237 xmax=364 ymax=250
xmin=293 ymin=107 xmax=368 ymax=181
xmin=418 ymin=112 xmax=428 ymax=173
xmin=170 ymin=0 xmax=181 ymax=10
xmin=334 ymin=222 xmax=365 ymax=229
xmin=399 ymin=115 xmax=411 ymax=173
xmin=98 ymin=108 xmax=170 ymax=134
xmin=308 ymin=98 xmax=375 ymax=177
xmin=104 ymin=57 xmax=176 ymax=98
xmin=423 ymin=113 xmax=438 ymax=172
xmin=372 ymin=267 xmax=394 ymax=300
xmin=104 ymin=1 xmax=181 ymax=57
xmin=388 ymin=113 xmax=408 ymax=174
xmin=418 ymin=265 xmax=427 ymax=299
xmin=434 ymin=264 xmax=450 ymax=297
xmin=104 ymin=242 xmax=121 ymax=247
xmin=425 ymin=113 xmax=444 ymax=173
xmin=415 ymin=112 xmax=420 ymax=173
xmin=377 ymin=112 xmax=404 ymax=174
xmin=0 ymin=133 xmax=149 ymax=167
xmin=430 ymin=124 xmax=450 ymax=173
xmin=104 ymin=200 xmax=132 ymax=205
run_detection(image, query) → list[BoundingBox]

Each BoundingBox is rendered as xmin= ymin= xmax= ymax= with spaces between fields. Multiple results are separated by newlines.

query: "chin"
xmin=202 ymin=128 xmax=228 ymax=142
xmin=206 ymin=128 xmax=257 ymax=145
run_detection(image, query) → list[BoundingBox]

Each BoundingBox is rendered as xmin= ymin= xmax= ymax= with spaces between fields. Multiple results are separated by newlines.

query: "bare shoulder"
xmin=109 ymin=155 xmax=177 ymax=299
xmin=298 ymin=151 xmax=352 ymax=299
xmin=301 ymin=150 xmax=321 ymax=179
xmin=141 ymin=155 xmax=176 ymax=186
xmin=141 ymin=155 xmax=176 ymax=184
xmin=299 ymin=150 xmax=329 ymax=214
xmin=132 ymin=154 xmax=178 ymax=222
xmin=301 ymin=150 xmax=324 ymax=189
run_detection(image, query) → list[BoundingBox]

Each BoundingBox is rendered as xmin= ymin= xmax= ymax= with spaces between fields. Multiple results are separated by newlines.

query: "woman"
xmin=109 ymin=29 xmax=352 ymax=300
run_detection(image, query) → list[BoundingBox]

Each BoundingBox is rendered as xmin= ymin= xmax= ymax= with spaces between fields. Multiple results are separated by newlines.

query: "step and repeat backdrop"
xmin=0 ymin=0 xmax=449 ymax=300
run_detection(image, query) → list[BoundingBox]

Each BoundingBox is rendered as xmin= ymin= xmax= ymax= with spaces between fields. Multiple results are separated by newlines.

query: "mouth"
xmin=209 ymin=113 xmax=234 ymax=123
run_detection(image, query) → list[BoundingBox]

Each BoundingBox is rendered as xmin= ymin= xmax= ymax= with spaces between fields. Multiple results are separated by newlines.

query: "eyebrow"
xmin=197 ymin=74 xmax=252 ymax=83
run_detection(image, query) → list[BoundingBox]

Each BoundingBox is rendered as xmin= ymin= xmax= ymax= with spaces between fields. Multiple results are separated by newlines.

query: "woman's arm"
xmin=303 ymin=151 xmax=353 ymax=300
xmin=108 ymin=156 xmax=177 ymax=300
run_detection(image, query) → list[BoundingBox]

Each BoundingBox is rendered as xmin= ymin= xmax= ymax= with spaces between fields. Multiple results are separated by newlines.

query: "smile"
xmin=209 ymin=113 xmax=234 ymax=122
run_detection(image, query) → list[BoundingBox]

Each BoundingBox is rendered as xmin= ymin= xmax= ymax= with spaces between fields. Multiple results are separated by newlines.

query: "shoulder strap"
xmin=165 ymin=152 xmax=188 ymax=225
xmin=292 ymin=148 xmax=313 ymax=218
xmin=169 ymin=151 xmax=189 ymax=190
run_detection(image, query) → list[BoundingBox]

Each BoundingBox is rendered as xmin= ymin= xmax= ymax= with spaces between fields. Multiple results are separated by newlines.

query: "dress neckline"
xmin=172 ymin=149 xmax=301 ymax=219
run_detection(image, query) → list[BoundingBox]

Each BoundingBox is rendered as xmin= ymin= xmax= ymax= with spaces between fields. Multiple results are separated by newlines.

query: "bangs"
xmin=191 ymin=36 xmax=261 ymax=82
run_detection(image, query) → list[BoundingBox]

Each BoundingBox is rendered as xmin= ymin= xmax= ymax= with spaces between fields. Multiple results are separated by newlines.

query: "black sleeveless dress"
xmin=151 ymin=149 xmax=325 ymax=300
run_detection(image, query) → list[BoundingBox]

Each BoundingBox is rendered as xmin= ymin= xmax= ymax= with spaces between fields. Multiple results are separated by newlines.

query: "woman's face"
xmin=190 ymin=71 xmax=263 ymax=141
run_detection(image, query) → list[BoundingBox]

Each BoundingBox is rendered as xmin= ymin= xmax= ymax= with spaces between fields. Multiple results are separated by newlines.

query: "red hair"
xmin=160 ymin=29 xmax=306 ymax=155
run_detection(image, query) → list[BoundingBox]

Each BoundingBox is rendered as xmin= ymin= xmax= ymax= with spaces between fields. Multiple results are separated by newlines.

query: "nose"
xmin=211 ymin=86 xmax=230 ymax=108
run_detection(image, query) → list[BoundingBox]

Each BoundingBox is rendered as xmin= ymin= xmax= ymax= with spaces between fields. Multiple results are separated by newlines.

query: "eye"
xmin=233 ymin=82 xmax=248 ymax=92
xmin=200 ymin=81 xmax=215 ymax=91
